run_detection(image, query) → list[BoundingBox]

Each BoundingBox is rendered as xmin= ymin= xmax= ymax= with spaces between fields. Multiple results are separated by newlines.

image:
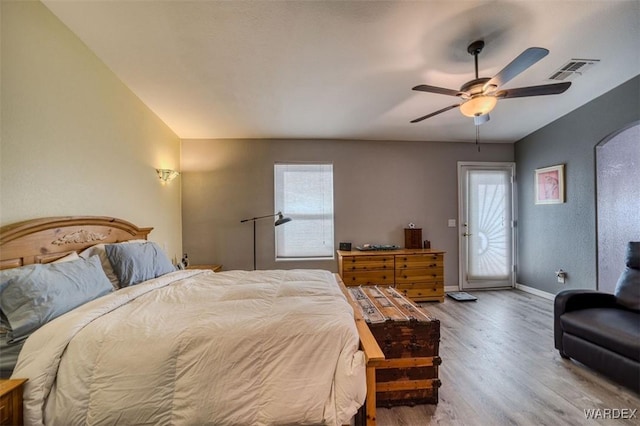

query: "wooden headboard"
xmin=0 ymin=216 xmax=152 ymax=270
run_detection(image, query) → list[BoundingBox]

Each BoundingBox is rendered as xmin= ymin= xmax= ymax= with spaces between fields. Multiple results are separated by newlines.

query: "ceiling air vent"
xmin=548 ymin=59 xmax=600 ymax=81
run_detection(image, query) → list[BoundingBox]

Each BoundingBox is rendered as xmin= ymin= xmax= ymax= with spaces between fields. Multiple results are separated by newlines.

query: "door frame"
xmin=457 ymin=161 xmax=517 ymax=291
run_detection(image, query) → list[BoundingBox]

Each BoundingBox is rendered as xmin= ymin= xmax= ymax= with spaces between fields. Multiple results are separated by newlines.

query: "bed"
xmin=0 ymin=216 xmax=368 ymax=425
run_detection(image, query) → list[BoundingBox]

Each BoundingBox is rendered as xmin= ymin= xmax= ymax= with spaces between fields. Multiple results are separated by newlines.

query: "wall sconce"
xmin=156 ymin=169 xmax=180 ymax=183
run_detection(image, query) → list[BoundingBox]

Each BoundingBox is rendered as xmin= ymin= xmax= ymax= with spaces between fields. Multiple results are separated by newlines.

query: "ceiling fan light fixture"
xmin=459 ymin=95 xmax=497 ymax=118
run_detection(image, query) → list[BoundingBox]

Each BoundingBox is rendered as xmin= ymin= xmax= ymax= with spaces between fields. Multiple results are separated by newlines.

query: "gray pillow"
xmin=0 ymin=256 xmax=113 ymax=343
xmin=614 ymin=242 xmax=640 ymax=311
xmin=105 ymin=241 xmax=176 ymax=287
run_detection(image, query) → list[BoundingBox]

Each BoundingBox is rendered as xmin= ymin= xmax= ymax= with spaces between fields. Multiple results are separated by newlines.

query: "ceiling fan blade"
xmin=483 ymin=47 xmax=549 ymax=92
xmin=410 ymin=104 xmax=459 ymax=123
xmin=412 ymin=84 xmax=462 ymax=97
xmin=496 ymin=82 xmax=571 ymax=99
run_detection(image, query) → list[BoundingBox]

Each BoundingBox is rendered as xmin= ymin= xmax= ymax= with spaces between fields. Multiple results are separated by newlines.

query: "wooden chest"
xmin=347 ymin=286 xmax=441 ymax=407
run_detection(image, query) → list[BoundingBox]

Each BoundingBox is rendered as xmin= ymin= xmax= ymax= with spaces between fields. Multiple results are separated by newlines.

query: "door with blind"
xmin=458 ymin=162 xmax=515 ymax=290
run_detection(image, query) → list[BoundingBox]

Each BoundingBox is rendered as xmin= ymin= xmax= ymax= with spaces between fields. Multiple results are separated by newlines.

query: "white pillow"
xmin=52 ymin=252 xmax=80 ymax=263
xmin=79 ymin=240 xmax=147 ymax=289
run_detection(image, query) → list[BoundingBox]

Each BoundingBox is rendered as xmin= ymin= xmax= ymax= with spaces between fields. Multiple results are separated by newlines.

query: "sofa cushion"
xmin=614 ymin=242 xmax=640 ymax=311
xmin=560 ymin=308 xmax=640 ymax=361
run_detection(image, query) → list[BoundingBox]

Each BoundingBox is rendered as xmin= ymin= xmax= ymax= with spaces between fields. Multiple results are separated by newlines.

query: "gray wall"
xmin=596 ymin=123 xmax=640 ymax=293
xmin=181 ymin=138 xmax=513 ymax=287
xmin=515 ymin=75 xmax=640 ymax=294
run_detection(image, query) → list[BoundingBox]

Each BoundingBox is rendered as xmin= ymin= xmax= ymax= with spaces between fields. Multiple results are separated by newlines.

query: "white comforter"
xmin=12 ymin=269 xmax=366 ymax=426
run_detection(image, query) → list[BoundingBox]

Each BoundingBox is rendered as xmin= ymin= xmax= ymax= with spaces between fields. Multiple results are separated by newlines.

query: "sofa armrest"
xmin=555 ymin=290 xmax=619 ymax=314
xmin=554 ymin=290 xmax=619 ymax=352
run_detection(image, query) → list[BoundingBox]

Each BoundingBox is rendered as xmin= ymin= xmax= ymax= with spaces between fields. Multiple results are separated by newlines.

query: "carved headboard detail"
xmin=0 ymin=216 xmax=153 ymax=270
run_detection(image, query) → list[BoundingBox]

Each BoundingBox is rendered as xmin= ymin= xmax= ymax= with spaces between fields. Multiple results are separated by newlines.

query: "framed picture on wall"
xmin=535 ymin=164 xmax=565 ymax=204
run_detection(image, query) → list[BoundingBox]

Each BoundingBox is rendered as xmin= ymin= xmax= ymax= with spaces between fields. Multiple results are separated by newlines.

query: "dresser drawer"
xmin=395 ymin=280 xmax=444 ymax=291
xmin=395 ymin=268 xmax=443 ymax=283
xmin=0 ymin=392 xmax=11 ymax=426
xmin=342 ymin=255 xmax=394 ymax=271
xmin=395 ymin=254 xmax=443 ymax=269
xmin=399 ymin=287 xmax=444 ymax=300
xmin=342 ymin=271 xmax=394 ymax=286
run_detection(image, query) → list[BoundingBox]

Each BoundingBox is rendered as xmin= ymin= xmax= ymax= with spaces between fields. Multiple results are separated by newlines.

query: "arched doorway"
xmin=596 ymin=122 xmax=640 ymax=292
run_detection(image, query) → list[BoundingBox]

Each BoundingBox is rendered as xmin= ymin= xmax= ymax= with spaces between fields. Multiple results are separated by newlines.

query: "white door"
xmin=458 ymin=162 xmax=515 ymax=290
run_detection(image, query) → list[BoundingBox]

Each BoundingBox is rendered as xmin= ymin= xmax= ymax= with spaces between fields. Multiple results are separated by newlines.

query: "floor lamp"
xmin=240 ymin=212 xmax=292 ymax=270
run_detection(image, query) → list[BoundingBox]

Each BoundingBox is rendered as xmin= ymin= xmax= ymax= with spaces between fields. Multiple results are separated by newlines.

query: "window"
xmin=274 ymin=163 xmax=334 ymax=260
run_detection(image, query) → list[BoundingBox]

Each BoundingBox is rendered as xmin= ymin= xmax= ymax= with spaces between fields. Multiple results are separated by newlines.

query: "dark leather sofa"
xmin=554 ymin=242 xmax=640 ymax=392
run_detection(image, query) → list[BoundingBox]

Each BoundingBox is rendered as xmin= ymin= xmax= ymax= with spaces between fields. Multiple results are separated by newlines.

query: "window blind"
xmin=274 ymin=163 xmax=334 ymax=259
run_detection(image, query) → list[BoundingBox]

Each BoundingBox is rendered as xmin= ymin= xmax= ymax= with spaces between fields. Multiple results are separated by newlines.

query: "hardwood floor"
xmin=375 ymin=289 xmax=640 ymax=425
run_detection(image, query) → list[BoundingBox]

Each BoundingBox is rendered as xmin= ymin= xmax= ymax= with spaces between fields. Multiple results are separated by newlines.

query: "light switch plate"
xmin=448 ymin=219 xmax=456 ymax=228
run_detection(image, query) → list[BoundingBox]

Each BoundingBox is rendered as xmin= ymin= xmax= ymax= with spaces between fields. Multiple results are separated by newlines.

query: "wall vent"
xmin=548 ymin=59 xmax=600 ymax=81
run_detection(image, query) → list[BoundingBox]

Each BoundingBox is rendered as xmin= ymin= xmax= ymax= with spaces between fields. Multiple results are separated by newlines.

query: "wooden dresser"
xmin=0 ymin=379 xmax=27 ymax=426
xmin=337 ymin=249 xmax=445 ymax=302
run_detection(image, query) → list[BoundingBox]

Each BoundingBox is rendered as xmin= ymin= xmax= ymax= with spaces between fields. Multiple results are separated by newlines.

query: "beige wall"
xmin=181 ymin=138 xmax=514 ymax=287
xmin=0 ymin=1 xmax=182 ymax=261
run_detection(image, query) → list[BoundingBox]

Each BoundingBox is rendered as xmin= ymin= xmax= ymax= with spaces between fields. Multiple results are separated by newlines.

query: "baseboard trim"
xmin=444 ymin=285 xmax=460 ymax=293
xmin=515 ymin=283 xmax=555 ymax=300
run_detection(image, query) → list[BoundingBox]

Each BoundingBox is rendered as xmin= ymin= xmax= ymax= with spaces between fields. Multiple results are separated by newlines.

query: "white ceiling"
xmin=43 ymin=0 xmax=640 ymax=143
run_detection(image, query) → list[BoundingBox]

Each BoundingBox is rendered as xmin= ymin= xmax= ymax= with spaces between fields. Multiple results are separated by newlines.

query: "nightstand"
xmin=186 ymin=264 xmax=222 ymax=273
xmin=0 ymin=379 xmax=27 ymax=426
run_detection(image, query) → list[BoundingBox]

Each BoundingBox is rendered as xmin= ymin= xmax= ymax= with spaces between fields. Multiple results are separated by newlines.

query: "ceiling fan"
xmin=411 ymin=40 xmax=571 ymax=125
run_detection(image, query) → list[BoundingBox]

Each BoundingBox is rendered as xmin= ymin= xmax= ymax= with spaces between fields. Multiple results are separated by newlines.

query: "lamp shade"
xmin=275 ymin=212 xmax=292 ymax=226
xmin=459 ymin=96 xmax=498 ymax=117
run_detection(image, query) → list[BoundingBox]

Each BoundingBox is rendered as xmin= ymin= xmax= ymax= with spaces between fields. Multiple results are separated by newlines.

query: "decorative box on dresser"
xmin=337 ymin=249 xmax=445 ymax=302
xmin=0 ymin=379 xmax=27 ymax=426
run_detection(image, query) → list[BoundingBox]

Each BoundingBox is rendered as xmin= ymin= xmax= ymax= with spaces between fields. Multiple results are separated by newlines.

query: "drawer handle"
xmin=406 ymin=335 xmax=422 ymax=352
xmin=384 ymin=336 xmax=393 ymax=354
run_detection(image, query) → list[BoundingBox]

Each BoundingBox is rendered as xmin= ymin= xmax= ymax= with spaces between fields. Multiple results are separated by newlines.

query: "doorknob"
xmin=463 ymin=232 xmax=472 ymax=237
